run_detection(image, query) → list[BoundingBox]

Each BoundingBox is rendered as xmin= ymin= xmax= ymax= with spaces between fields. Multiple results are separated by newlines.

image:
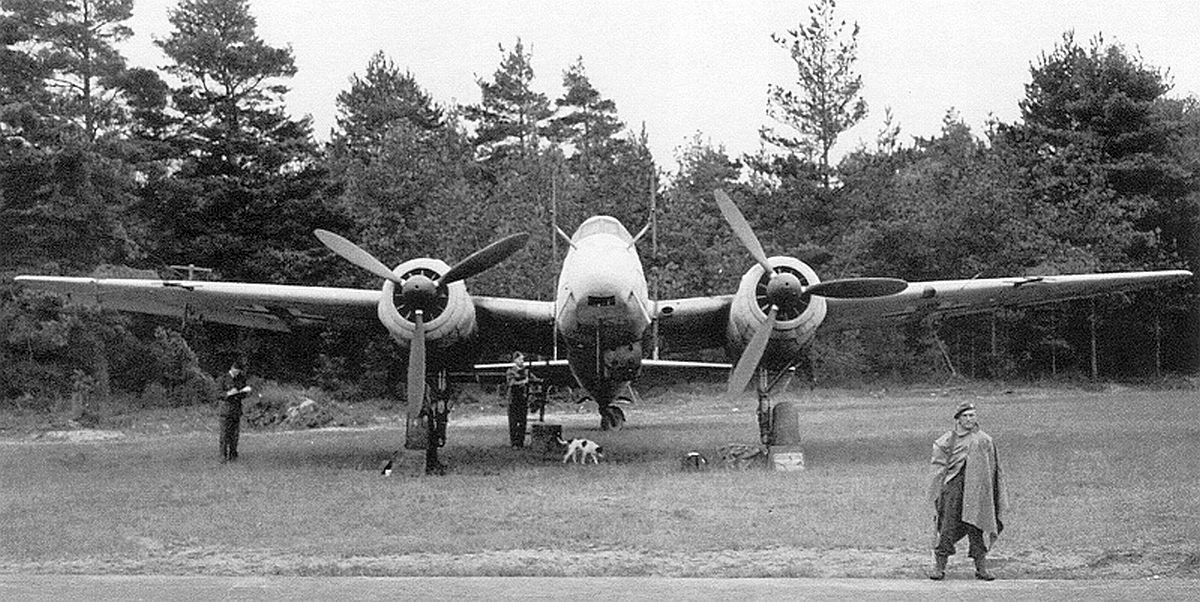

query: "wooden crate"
xmin=768 ymin=445 xmax=806 ymax=471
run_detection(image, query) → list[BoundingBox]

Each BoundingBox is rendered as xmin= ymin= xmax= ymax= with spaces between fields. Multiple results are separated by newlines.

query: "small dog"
xmin=680 ymin=450 xmax=709 ymax=472
xmin=556 ymin=436 xmax=604 ymax=464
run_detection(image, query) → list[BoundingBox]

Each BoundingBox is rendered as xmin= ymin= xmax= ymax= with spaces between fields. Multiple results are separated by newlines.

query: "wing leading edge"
xmin=14 ymin=276 xmax=380 ymax=332
xmin=820 ymin=270 xmax=1193 ymax=331
xmin=15 ymin=276 xmax=560 ymax=353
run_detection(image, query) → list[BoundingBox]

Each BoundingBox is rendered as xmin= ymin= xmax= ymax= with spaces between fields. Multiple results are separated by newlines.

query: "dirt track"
xmin=2 ymin=574 xmax=1196 ymax=601
xmin=2 ymin=542 xmax=1196 ymax=580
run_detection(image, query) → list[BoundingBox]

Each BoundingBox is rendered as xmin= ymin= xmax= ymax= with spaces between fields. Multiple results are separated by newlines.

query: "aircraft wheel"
xmin=601 ymin=405 xmax=626 ymax=431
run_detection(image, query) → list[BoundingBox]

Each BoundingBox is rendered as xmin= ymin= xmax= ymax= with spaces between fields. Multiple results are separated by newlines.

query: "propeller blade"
xmin=806 ymin=277 xmax=908 ymax=298
xmin=314 ymin=229 xmax=403 ymax=284
xmin=439 ymin=232 xmax=530 ymax=286
xmin=727 ymin=306 xmax=778 ymax=397
xmin=714 ymin=189 xmax=772 ymax=273
xmin=407 ymin=310 xmax=427 ymax=426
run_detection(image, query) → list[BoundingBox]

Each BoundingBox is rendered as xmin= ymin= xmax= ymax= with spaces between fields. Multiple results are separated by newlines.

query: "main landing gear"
xmin=424 ymin=391 xmax=449 ymax=475
xmin=754 ymin=361 xmax=807 ymax=446
xmin=406 ymin=370 xmax=450 ymax=475
xmin=600 ymin=403 xmax=626 ymax=431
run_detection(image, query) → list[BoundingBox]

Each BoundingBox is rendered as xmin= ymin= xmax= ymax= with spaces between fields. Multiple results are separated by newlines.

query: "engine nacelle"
xmin=377 ymin=258 xmax=478 ymax=352
xmin=726 ymin=256 xmax=827 ymax=370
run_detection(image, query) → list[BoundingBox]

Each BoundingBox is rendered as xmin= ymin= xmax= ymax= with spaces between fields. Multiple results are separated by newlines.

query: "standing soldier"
xmin=928 ymin=401 xmax=1006 ymax=581
xmin=505 ymin=352 xmax=536 ymax=447
xmin=216 ymin=360 xmax=251 ymax=462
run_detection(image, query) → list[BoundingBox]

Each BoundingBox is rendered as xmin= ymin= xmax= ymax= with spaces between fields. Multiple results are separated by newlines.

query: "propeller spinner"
xmin=712 ymin=189 xmax=906 ymax=396
xmin=314 ymin=229 xmax=530 ymax=416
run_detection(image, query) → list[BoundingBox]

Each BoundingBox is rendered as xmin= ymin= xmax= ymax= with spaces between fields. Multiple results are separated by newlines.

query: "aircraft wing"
xmin=13 ymin=276 xmax=380 ymax=331
xmin=653 ymin=295 xmax=733 ymax=353
xmin=16 ymin=276 xmax=559 ymax=351
xmin=471 ymin=296 xmax=557 ymax=357
xmin=820 ymin=270 xmax=1194 ymax=331
xmin=465 ymin=358 xmax=572 ymax=387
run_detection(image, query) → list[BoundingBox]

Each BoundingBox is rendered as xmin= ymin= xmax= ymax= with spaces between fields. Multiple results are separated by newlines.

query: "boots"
xmin=974 ymin=554 xmax=996 ymax=581
xmin=928 ymin=554 xmax=947 ymax=580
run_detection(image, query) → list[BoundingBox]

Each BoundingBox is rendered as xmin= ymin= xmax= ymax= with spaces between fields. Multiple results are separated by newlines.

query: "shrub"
xmin=243 ymin=382 xmax=366 ymax=430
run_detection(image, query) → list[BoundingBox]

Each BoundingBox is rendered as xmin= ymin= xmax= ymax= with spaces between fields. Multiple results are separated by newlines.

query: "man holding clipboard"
xmin=217 ymin=360 xmax=252 ymax=462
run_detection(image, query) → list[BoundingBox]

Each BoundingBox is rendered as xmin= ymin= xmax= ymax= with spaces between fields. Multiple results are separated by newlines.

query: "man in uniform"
xmin=216 ymin=360 xmax=251 ymax=462
xmin=928 ymin=400 xmax=1006 ymax=580
xmin=505 ymin=352 xmax=538 ymax=447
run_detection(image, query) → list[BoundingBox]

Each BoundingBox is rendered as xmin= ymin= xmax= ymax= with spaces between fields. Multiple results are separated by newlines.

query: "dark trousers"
xmin=935 ymin=468 xmax=987 ymax=559
xmin=508 ymin=385 xmax=527 ymax=447
xmin=220 ymin=412 xmax=241 ymax=460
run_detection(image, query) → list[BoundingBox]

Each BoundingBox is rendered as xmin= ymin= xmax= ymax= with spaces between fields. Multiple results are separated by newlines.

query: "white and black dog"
xmin=555 ymin=435 xmax=604 ymax=464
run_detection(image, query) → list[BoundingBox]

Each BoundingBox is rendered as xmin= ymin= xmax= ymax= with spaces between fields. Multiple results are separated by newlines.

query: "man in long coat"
xmin=928 ymin=400 xmax=1006 ymax=580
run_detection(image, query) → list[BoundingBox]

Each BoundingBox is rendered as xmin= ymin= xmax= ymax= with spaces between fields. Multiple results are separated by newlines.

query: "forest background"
xmin=1 ymin=0 xmax=1196 ymax=411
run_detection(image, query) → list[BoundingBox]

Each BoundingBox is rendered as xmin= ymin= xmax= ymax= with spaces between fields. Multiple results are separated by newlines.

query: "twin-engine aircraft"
xmin=15 ymin=191 xmax=1193 ymax=472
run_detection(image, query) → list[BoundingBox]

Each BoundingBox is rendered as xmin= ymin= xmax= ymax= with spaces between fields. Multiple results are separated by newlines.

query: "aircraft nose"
xmin=573 ymin=264 xmax=632 ymax=306
xmin=572 ymin=271 xmax=636 ymax=325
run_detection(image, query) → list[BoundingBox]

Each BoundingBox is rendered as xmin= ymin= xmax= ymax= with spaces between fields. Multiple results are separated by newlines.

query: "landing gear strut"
xmin=600 ymin=404 xmax=626 ymax=431
xmin=755 ymin=366 xmax=796 ymax=445
xmin=425 ymin=410 xmax=449 ymax=475
xmin=423 ymin=371 xmax=450 ymax=475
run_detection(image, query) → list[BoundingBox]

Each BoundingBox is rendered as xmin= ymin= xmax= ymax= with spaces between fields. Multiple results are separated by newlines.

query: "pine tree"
xmin=331 ymin=51 xmax=444 ymax=165
xmin=2 ymin=0 xmax=135 ymax=142
xmin=547 ymin=57 xmax=622 ymax=155
xmin=327 ymin=53 xmax=478 ymax=274
xmin=0 ymin=0 xmax=144 ymax=271
xmin=144 ymin=0 xmax=347 ymax=284
xmin=546 ymin=57 xmax=653 ymax=227
xmin=999 ymin=32 xmax=1190 ymax=272
xmin=463 ymin=38 xmax=552 ymax=168
xmin=761 ymin=0 xmax=867 ymax=189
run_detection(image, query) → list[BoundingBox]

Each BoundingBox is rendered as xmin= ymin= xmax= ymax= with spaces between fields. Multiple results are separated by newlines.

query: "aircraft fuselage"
xmin=555 ymin=216 xmax=652 ymax=403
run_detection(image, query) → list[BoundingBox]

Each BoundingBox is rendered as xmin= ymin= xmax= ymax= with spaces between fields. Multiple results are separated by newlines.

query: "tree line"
xmin=2 ymin=0 xmax=1196 ymax=410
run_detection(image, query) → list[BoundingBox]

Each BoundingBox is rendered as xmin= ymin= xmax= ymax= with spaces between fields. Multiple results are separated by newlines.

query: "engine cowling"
xmin=377 ymin=258 xmax=477 ymax=351
xmin=726 ymin=256 xmax=827 ymax=370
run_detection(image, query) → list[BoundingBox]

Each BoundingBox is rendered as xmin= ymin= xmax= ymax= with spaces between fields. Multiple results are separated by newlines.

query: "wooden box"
xmin=768 ymin=445 xmax=806 ymax=471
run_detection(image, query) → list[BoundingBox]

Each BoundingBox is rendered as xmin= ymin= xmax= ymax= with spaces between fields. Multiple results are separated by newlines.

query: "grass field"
xmin=1 ymin=383 xmax=1198 ymax=579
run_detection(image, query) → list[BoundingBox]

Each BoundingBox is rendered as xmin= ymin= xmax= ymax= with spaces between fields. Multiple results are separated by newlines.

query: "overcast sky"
xmin=122 ymin=0 xmax=1200 ymax=170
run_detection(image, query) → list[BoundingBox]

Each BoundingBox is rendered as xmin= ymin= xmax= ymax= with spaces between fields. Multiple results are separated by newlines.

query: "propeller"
xmin=440 ymin=233 xmax=530 ymax=285
xmin=728 ymin=306 xmax=777 ymax=396
xmin=314 ymin=229 xmax=404 ymax=285
xmin=314 ymin=229 xmax=530 ymax=428
xmin=714 ymin=189 xmax=773 ymax=273
xmin=713 ymin=189 xmax=907 ymax=396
